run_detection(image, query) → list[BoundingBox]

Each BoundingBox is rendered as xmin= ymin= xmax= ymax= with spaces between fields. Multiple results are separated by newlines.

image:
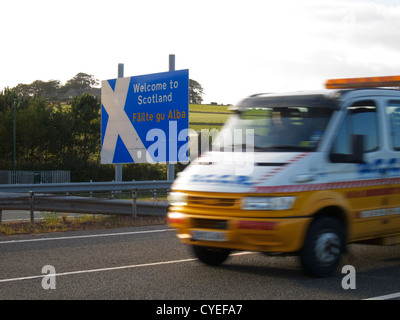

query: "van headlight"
xmin=168 ymin=192 xmax=187 ymax=206
xmin=242 ymin=196 xmax=296 ymax=210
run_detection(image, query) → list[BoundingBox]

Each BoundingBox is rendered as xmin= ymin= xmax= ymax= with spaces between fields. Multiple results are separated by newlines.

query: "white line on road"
xmin=0 ymin=258 xmax=197 ymax=284
xmin=0 ymin=252 xmax=253 ymax=284
xmin=364 ymin=292 xmax=400 ymax=300
xmin=0 ymin=228 xmax=174 ymax=245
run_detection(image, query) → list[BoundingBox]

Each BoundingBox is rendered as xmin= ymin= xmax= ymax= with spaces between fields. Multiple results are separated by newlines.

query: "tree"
xmin=31 ymin=80 xmax=61 ymax=96
xmin=189 ymin=79 xmax=204 ymax=104
xmin=13 ymin=80 xmax=61 ymax=97
xmin=70 ymin=93 xmax=101 ymax=161
xmin=0 ymin=88 xmax=18 ymax=167
xmin=13 ymin=83 xmax=33 ymax=97
xmin=17 ymin=96 xmax=52 ymax=165
xmin=62 ymin=72 xmax=99 ymax=91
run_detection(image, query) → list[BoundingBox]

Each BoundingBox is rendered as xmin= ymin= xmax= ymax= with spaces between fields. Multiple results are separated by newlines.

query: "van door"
xmin=329 ymin=99 xmax=388 ymax=240
xmin=384 ymin=99 xmax=400 ymax=235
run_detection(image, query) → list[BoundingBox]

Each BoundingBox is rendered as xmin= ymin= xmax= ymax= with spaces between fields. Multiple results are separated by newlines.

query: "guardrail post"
xmin=131 ymin=187 xmax=137 ymax=219
xmin=0 ymin=210 xmax=2 ymax=224
xmin=152 ymin=189 xmax=158 ymax=204
xmin=29 ymin=191 xmax=34 ymax=225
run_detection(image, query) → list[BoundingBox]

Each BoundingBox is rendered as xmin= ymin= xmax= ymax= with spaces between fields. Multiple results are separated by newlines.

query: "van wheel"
xmin=300 ymin=217 xmax=345 ymax=277
xmin=192 ymin=245 xmax=231 ymax=266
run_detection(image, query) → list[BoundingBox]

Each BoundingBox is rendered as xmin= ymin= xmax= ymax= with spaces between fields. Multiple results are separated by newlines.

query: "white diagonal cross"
xmin=101 ymin=78 xmax=149 ymax=164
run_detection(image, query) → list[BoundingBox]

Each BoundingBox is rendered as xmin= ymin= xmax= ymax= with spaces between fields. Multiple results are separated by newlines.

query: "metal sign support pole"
xmin=167 ymin=54 xmax=175 ymax=181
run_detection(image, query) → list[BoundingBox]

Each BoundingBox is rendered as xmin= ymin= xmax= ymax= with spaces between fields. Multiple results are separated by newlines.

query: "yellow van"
xmin=167 ymin=76 xmax=400 ymax=277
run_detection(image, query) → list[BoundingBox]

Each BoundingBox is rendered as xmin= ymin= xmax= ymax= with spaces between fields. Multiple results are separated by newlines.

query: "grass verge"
xmin=0 ymin=213 xmax=167 ymax=236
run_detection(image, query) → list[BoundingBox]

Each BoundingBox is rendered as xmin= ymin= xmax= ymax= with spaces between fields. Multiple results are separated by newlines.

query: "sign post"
xmin=167 ymin=54 xmax=175 ymax=181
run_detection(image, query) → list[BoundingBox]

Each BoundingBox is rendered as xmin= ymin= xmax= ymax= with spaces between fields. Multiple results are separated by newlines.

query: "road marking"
xmin=0 ymin=252 xmax=254 ymax=284
xmin=0 ymin=258 xmax=197 ymax=284
xmin=364 ymin=292 xmax=400 ymax=300
xmin=0 ymin=228 xmax=174 ymax=245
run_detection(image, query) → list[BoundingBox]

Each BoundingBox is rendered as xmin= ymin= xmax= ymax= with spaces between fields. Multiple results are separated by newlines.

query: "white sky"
xmin=1 ymin=0 xmax=400 ymax=105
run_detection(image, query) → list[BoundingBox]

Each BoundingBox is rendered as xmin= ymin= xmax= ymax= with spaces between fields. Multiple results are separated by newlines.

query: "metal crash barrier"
xmin=0 ymin=180 xmax=172 ymax=224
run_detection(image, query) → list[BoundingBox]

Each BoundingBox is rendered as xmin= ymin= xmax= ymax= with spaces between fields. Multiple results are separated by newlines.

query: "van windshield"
xmin=214 ymin=106 xmax=335 ymax=152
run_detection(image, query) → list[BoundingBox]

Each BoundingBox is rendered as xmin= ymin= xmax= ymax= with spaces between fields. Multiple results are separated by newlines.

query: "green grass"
xmin=189 ymin=104 xmax=234 ymax=113
xmin=188 ymin=104 xmax=233 ymax=132
xmin=190 ymin=124 xmax=224 ymax=132
xmin=189 ymin=112 xmax=230 ymax=124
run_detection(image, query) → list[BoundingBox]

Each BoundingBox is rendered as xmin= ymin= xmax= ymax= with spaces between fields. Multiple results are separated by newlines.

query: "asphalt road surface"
xmin=0 ymin=223 xmax=399 ymax=303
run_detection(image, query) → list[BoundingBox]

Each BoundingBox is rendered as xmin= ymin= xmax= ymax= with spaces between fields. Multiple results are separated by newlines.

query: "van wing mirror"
xmin=330 ymin=134 xmax=365 ymax=164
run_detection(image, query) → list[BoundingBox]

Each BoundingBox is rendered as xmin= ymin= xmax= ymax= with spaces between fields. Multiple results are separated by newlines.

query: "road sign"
xmin=101 ymin=69 xmax=189 ymax=164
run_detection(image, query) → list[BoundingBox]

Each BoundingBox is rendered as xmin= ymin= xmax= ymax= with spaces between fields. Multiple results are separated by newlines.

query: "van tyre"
xmin=300 ymin=217 xmax=345 ymax=277
xmin=192 ymin=245 xmax=231 ymax=266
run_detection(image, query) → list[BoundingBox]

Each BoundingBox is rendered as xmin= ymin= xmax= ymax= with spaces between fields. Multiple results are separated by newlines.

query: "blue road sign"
xmin=101 ymin=69 xmax=189 ymax=164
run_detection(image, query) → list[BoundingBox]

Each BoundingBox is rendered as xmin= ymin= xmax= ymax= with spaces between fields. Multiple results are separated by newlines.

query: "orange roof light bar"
xmin=325 ymin=75 xmax=400 ymax=89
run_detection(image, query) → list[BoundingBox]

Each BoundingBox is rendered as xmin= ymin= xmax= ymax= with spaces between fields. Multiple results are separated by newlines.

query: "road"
xmin=0 ymin=223 xmax=399 ymax=303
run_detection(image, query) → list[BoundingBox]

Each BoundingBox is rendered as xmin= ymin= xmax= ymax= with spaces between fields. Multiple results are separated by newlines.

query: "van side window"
xmin=386 ymin=100 xmax=400 ymax=150
xmin=332 ymin=100 xmax=378 ymax=154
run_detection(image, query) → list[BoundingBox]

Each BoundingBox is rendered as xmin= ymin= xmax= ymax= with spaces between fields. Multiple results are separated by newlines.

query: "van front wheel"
xmin=192 ymin=245 xmax=231 ymax=266
xmin=300 ymin=217 xmax=345 ymax=277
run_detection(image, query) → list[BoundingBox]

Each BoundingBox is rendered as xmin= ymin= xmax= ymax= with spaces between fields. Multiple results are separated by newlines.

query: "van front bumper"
xmin=167 ymin=212 xmax=312 ymax=253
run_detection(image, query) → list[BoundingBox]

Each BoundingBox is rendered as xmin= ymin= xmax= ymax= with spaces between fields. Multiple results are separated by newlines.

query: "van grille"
xmin=187 ymin=196 xmax=236 ymax=207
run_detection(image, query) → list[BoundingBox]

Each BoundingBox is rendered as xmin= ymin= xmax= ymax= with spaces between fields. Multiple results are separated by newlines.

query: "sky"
xmin=1 ymin=0 xmax=400 ymax=105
